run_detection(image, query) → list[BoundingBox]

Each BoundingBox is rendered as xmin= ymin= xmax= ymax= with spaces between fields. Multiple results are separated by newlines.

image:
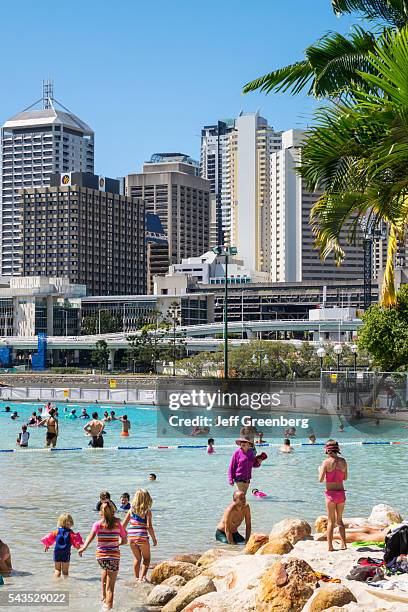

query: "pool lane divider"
xmin=0 ymin=440 xmax=407 ymax=453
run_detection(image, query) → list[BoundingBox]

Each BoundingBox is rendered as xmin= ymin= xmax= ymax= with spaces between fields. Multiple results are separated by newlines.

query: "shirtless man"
xmin=215 ymin=491 xmax=251 ymax=544
xmin=39 ymin=408 xmax=59 ymax=448
xmin=0 ymin=539 xmax=12 ymax=576
xmin=279 ymin=438 xmax=293 ymax=453
xmin=84 ymin=412 xmax=105 ymax=448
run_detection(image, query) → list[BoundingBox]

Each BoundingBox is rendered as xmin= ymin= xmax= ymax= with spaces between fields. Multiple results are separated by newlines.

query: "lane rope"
xmin=0 ymin=440 xmax=407 ymax=453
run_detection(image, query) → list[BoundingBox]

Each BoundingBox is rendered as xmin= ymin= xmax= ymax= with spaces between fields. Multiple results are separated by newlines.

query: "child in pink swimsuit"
xmin=319 ymin=440 xmax=348 ymax=551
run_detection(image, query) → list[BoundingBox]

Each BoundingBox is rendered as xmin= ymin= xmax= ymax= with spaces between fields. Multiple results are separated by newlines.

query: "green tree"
xmin=82 ymin=311 xmax=122 ymax=335
xmin=165 ymin=301 xmax=186 ymax=376
xmin=91 ymin=340 xmax=110 ymax=372
xmin=243 ymin=0 xmax=408 ymax=99
xmin=299 ymin=27 xmax=408 ymax=305
xmin=358 ymin=285 xmax=408 ymax=370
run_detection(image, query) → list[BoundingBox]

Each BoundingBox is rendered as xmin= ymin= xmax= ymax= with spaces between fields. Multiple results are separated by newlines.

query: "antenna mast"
xmin=42 ymin=79 xmax=54 ymax=109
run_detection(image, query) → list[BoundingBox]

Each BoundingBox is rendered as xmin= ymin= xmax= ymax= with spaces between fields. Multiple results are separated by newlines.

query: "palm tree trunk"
xmin=380 ymin=225 xmax=397 ymax=307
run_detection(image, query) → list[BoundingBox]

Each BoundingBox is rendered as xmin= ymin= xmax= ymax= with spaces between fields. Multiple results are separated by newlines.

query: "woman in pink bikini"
xmin=318 ymin=439 xmax=348 ymax=551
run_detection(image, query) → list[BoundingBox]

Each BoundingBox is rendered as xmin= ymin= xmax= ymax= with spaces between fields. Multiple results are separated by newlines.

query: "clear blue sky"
xmin=1 ymin=0 xmax=356 ymax=177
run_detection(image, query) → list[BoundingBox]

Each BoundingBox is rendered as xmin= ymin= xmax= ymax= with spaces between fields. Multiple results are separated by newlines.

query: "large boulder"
xmin=257 ymin=537 xmax=293 ymax=555
xmin=269 ymin=518 xmax=312 ymax=544
xmin=368 ymin=503 xmax=402 ymax=526
xmin=161 ymin=576 xmax=216 ymax=612
xmin=244 ymin=533 xmax=269 ymax=555
xmin=196 ymin=548 xmax=239 ymax=568
xmin=170 ymin=553 xmax=201 ymax=565
xmin=162 ymin=575 xmax=187 ymax=588
xmin=147 ymin=584 xmax=178 ymax=607
xmin=309 ymin=584 xmax=357 ymax=611
xmin=150 ymin=560 xmax=202 ymax=584
xmin=256 ymin=558 xmax=317 ymax=612
xmin=314 ymin=516 xmax=328 ymax=533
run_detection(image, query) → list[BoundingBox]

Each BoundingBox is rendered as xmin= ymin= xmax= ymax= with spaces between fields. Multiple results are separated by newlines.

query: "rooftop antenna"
xmin=42 ymin=79 xmax=54 ymax=110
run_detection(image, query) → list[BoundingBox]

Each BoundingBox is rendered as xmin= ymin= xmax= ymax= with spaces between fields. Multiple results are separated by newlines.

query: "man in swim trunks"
xmin=215 ymin=491 xmax=251 ymax=544
xmin=84 ymin=412 xmax=105 ymax=448
xmin=0 ymin=538 xmax=12 ymax=576
xmin=39 ymin=408 xmax=59 ymax=448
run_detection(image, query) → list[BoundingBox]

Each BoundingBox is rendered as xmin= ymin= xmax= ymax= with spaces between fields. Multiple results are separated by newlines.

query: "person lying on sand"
xmin=315 ymin=525 xmax=390 ymax=544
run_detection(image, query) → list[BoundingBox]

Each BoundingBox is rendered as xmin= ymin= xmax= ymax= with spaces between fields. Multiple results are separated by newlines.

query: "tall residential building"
xmin=126 ymin=157 xmax=210 ymax=266
xmin=270 ymin=130 xmax=364 ymax=282
xmin=200 ymin=112 xmax=282 ymax=271
xmin=1 ymin=81 xmax=94 ymax=275
xmin=21 ymin=172 xmax=146 ymax=296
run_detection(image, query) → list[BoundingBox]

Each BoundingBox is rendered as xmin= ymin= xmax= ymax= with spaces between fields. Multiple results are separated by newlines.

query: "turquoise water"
xmin=1 ymin=402 xmax=408 ymax=611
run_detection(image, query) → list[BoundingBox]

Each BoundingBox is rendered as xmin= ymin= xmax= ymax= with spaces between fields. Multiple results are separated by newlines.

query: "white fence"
xmin=0 ymin=387 xmax=157 ymax=404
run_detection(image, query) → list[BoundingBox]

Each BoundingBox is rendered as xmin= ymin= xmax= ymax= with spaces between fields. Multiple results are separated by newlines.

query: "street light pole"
xmin=213 ymin=245 xmax=237 ymax=380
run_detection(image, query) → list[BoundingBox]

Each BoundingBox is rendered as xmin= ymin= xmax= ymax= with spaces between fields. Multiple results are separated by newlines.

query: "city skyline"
xmin=0 ymin=0 xmax=356 ymax=178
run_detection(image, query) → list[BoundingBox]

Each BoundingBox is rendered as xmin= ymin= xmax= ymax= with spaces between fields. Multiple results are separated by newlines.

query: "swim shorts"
xmin=90 ymin=436 xmax=104 ymax=448
xmin=325 ymin=490 xmax=346 ymax=504
xmin=46 ymin=432 xmax=57 ymax=443
xmin=215 ymin=529 xmax=245 ymax=544
xmin=234 ymin=479 xmax=250 ymax=484
xmin=97 ymin=559 xmax=119 ymax=572
xmin=54 ymin=551 xmax=71 ymax=563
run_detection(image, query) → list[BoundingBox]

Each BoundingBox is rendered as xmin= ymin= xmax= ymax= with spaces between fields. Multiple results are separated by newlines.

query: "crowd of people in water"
xmin=4 ymin=402 xmax=393 ymax=610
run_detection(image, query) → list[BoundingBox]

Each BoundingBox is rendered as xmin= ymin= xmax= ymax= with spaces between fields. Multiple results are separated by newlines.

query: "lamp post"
xmin=212 ymin=245 xmax=237 ymax=380
xmin=350 ymin=343 xmax=358 ymax=409
xmin=251 ymin=351 xmax=269 ymax=379
xmin=316 ymin=346 xmax=326 ymax=373
xmin=333 ymin=343 xmax=343 ymax=412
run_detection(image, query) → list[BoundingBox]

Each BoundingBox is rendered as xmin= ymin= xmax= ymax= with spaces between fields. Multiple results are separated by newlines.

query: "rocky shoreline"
xmin=141 ymin=507 xmax=408 ymax=611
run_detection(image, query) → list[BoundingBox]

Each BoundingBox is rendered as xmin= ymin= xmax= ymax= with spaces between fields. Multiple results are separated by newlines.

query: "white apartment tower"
xmin=270 ymin=129 xmax=364 ymax=282
xmin=200 ymin=112 xmax=281 ymax=272
xmin=0 ymin=81 xmax=94 ymax=275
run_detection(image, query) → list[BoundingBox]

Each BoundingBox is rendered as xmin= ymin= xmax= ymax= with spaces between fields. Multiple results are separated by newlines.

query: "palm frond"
xmin=242 ymin=60 xmax=313 ymax=96
xmin=332 ymin=0 xmax=408 ymax=28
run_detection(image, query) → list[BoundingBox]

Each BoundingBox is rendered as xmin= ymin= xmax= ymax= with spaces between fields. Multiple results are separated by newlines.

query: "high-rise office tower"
xmin=126 ymin=155 xmax=210 ymax=266
xmin=21 ymin=173 xmax=146 ymax=296
xmin=200 ymin=113 xmax=281 ymax=272
xmin=270 ymin=129 xmax=364 ymax=282
xmin=1 ymin=81 xmax=94 ymax=275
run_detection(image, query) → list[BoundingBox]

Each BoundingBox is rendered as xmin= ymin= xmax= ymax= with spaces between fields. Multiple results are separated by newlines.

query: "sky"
xmin=0 ymin=0 xmax=357 ymax=177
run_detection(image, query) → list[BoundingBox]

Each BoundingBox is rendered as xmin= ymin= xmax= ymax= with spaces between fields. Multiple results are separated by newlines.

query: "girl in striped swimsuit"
xmin=79 ymin=502 xmax=127 ymax=611
xmin=123 ymin=489 xmax=157 ymax=582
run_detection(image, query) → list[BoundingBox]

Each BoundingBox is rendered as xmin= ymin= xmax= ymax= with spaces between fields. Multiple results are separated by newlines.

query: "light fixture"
xmin=263 ymin=354 xmax=269 ymax=364
xmin=316 ymin=347 xmax=326 ymax=358
xmin=251 ymin=354 xmax=257 ymax=364
xmin=333 ymin=344 xmax=343 ymax=355
xmin=350 ymin=344 xmax=358 ymax=354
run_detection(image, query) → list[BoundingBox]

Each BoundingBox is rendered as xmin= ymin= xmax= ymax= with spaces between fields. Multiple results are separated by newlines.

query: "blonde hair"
xmin=131 ymin=489 xmax=153 ymax=516
xmin=100 ymin=501 xmax=116 ymax=529
xmin=57 ymin=513 xmax=74 ymax=529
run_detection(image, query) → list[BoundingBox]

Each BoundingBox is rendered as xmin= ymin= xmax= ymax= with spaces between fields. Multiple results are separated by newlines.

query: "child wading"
xmin=79 ymin=501 xmax=127 ymax=611
xmin=41 ymin=513 xmax=83 ymax=577
xmin=123 ymin=489 xmax=157 ymax=582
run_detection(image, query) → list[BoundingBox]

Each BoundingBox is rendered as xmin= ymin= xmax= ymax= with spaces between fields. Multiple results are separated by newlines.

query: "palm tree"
xmin=243 ymin=0 xmax=408 ymax=98
xmin=300 ymin=27 xmax=408 ymax=305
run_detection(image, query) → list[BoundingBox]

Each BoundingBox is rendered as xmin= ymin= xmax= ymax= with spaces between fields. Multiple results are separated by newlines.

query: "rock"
xmin=244 ymin=533 xmax=269 ymax=555
xmin=161 ymin=576 xmax=216 ymax=612
xmin=196 ymin=548 xmax=239 ymax=568
xmin=368 ymin=503 xmax=402 ymax=526
xmin=309 ymin=584 xmax=357 ymax=611
xmin=170 ymin=553 xmax=201 ymax=565
xmin=150 ymin=560 xmax=202 ymax=584
xmin=315 ymin=516 xmax=328 ymax=533
xmin=256 ymin=558 xmax=317 ymax=612
xmin=147 ymin=584 xmax=178 ymax=607
xmin=269 ymin=518 xmax=312 ymax=544
xmin=257 ymin=537 xmax=293 ymax=555
xmin=162 ymin=575 xmax=187 ymax=588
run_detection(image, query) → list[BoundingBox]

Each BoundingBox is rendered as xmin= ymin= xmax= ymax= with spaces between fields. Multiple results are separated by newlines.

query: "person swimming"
xmin=252 ymin=488 xmax=267 ymax=498
xmin=207 ymin=438 xmax=215 ymax=454
xmin=119 ymin=493 xmax=131 ymax=511
xmin=148 ymin=474 xmax=156 ymax=481
xmin=119 ymin=415 xmax=131 ymax=437
xmin=279 ymin=439 xmax=293 ymax=453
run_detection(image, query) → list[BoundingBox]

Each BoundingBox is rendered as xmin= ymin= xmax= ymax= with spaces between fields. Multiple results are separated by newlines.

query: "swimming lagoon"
xmin=1 ymin=402 xmax=407 ymax=611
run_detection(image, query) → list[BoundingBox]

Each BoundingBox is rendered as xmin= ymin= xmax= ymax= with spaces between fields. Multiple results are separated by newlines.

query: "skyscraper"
xmin=126 ymin=156 xmax=210 ymax=266
xmin=200 ymin=112 xmax=282 ymax=271
xmin=1 ymin=81 xmax=94 ymax=275
xmin=270 ymin=130 xmax=364 ymax=282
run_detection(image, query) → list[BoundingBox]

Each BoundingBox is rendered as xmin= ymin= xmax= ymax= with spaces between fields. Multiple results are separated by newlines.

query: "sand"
xmin=293 ymin=539 xmax=408 ymax=611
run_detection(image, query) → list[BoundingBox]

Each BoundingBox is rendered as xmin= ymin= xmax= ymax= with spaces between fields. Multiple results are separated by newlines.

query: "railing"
xmin=0 ymin=386 xmax=157 ymax=404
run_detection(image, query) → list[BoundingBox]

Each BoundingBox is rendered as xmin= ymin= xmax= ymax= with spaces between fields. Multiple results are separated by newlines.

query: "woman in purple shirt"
xmin=228 ymin=437 xmax=266 ymax=494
